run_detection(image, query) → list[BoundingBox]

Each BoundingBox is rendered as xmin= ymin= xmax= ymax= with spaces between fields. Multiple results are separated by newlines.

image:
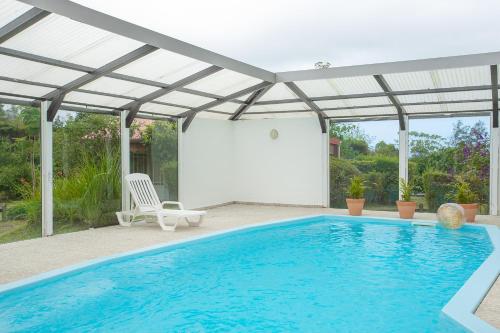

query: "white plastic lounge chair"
xmin=116 ymin=173 xmax=206 ymax=231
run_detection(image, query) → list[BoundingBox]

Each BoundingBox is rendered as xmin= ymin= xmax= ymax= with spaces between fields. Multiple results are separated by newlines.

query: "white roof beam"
xmin=276 ymin=51 xmax=500 ymax=82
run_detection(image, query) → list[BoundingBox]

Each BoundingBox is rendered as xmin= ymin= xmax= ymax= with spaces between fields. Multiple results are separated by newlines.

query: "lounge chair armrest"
xmin=161 ymin=201 xmax=184 ymax=210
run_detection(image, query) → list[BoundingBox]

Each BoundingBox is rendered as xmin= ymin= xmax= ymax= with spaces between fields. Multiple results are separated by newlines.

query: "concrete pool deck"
xmin=0 ymin=204 xmax=499 ymax=329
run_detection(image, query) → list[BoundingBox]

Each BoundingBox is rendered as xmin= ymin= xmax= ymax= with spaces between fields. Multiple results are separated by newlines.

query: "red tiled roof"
xmin=330 ymin=137 xmax=341 ymax=145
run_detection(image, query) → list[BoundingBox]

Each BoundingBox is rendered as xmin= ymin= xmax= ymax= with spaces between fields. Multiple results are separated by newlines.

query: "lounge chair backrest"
xmin=125 ymin=173 xmax=162 ymax=210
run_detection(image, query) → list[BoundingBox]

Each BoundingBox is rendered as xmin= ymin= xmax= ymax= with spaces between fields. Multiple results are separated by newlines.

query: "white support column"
xmin=489 ymin=124 xmax=499 ymax=215
xmin=398 ymin=115 xmax=409 ymax=199
xmin=40 ymin=101 xmax=53 ymax=236
xmin=177 ymin=118 xmax=184 ymax=204
xmin=120 ymin=111 xmax=130 ymax=211
xmin=322 ymin=119 xmax=330 ymax=207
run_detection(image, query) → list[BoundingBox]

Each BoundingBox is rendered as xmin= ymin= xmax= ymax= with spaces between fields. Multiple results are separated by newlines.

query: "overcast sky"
xmin=75 ymin=0 xmax=500 ymax=72
xmin=73 ymin=1 xmax=496 ymax=143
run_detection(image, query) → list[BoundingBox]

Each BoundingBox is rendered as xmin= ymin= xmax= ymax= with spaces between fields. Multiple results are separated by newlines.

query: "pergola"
xmin=1 ymin=0 xmax=499 ymax=235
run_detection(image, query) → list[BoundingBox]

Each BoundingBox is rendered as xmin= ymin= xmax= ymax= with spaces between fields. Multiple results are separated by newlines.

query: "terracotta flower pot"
xmin=346 ymin=198 xmax=365 ymax=216
xmin=459 ymin=203 xmax=479 ymax=223
xmin=396 ymin=201 xmax=417 ymax=219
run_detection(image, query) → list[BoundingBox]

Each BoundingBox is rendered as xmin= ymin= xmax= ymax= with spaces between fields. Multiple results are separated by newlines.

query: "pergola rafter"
xmin=180 ymin=81 xmax=273 ymax=132
xmin=229 ymin=84 xmax=274 ymax=120
xmin=0 ymin=7 xmax=49 ymax=43
xmin=284 ymin=82 xmax=327 ymax=133
xmin=124 ymin=65 xmax=223 ymax=127
xmin=373 ymin=74 xmax=406 ymax=130
xmin=491 ymin=65 xmax=499 ymax=128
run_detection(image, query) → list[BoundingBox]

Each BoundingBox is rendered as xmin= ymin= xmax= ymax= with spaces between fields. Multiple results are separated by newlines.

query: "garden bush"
xmin=330 ymin=157 xmax=360 ymax=207
xmin=422 ymin=170 xmax=454 ymax=211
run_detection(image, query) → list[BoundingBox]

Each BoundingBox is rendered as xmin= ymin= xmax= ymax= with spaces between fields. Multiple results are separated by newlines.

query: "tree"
xmin=374 ymin=141 xmax=398 ymax=157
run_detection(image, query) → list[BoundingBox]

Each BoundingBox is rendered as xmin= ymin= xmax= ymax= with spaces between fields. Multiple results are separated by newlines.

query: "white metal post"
xmin=322 ymin=119 xmax=330 ymax=208
xmin=489 ymin=124 xmax=499 ymax=215
xmin=177 ymin=118 xmax=184 ymax=205
xmin=41 ymin=101 xmax=53 ymax=236
xmin=398 ymin=116 xmax=409 ymax=199
xmin=120 ymin=111 xmax=130 ymax=211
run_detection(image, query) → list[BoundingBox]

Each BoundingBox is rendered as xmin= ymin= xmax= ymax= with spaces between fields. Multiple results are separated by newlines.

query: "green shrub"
xmin=453 ymin=179 xmax=478 ymax=204
xmin=347 ymin=176 xmax=365 ymax=199
xmin=399 ymin=178 xmax=413 ymax=202
xmin=422 ymin=170 xmax=454 ymax=211
xmin=330 ymin=157 xmax=360 ymax=207
xmin=352 ymin=156 xmax=399 ymax=206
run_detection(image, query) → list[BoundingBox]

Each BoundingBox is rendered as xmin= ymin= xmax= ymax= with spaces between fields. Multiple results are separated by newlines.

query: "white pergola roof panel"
xmin=241 ymin=112 xmax=315 ymax=120
xmin=325 ymin=106 xmax=397 ymax=118
xmin=197 ymin=111 xmax=231 ymax=119
xmin=80 ymin=77 xmax=158 ymax=99
xmin=247 ymin=102 xmax=309 ymax=113
xmin=0 ymin=54 xmax=85 ymax=85
xmin=0 ymin=0 xmax=31 ymax=27
xmin=438 ymin=90 xmax=491 ymax=101
xmin=64 ymin=91 xmax=132 ymax=108
xmin=316 ymin=96 xmax=392 ymax=109
xmin=210 ymin=102 xmax=239 ymax=113
xmin=405 ymin=101 xmax=491 ymax=114
xmin=0 ymin=80 xmax=52 ymax=97
xmin=384 ymin=66 xmax=490 ymax=91
xmin=296 ymin=76 xmax=384 ymax=98
xmin=153 ymin=91 xmax=214 ymax=108
xmin=139 ymin=102 xmax=186 ymax=116
xmin=113 ymin=49 xmax=211 ymax=85
xmin=184 ymin=69 xmax=261 ymax=96
xmin=259 ymin=83 xmax=298 ymax=101
xmin=2 ymin=14 xmax=144 ymax=68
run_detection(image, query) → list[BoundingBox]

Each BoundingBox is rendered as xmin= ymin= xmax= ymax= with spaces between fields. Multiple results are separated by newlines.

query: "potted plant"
xmin=396 ymin=178 xmax=417 ymax=219
xmin=346 ymin=176 xmax=365 ymax=216
xmin=454 ymin=180 xmax=479 ymax=223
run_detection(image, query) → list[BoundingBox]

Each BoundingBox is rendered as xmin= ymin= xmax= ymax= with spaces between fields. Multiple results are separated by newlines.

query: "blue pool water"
xmin=0 ymin=216 xmax=494 ymax=332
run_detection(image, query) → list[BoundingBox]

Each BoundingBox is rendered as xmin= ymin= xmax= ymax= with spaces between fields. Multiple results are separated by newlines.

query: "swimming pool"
xmin=0 ymin=216 xmax=498 ymax=332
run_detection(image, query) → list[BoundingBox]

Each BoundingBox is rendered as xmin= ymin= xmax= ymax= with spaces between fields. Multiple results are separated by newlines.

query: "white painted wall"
xmin=233 ymin=118 xmax=327 ymax=206
xmin=179 ymin=117 xmax=328 ymax=209
xmin=178 ymin=118 xmax=234 ymax=209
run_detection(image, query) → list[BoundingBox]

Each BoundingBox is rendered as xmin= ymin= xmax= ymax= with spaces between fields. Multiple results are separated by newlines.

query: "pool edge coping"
xmin=0 ymin=214 xmax=498 ymax=333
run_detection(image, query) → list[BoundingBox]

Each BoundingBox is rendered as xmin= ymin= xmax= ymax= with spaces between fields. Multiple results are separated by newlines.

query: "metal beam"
xmin=0 ymin=8 xmax=50 ymax=43
xmin=124 ymin=65 xmax=223 ymax=127
xmin=374 ymin=74 xmax=406 ymax=130
xmin=181 ymin=81 xmax=272 ymax=132
xmin=254 ymin=85 xmax=494 ymax=105
xmin=284 ymin=82 xmax=327 ymax=133
xmin=276 ymin=51 xmax=500 ymax=82
xmin=46 ymin=93 xmax=65 ymax=121
xmin=229 ymin=85 xmax=273 ymax=120
xmin=19 ymin=0 xmax=276 ymax=82
xmin=491 ymin=65 xmax=499 ymax=128
xmin=326 ymin=109 xmax=491 ymax=120
xmin=0 ymin=46 xmax=94 ymax=72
